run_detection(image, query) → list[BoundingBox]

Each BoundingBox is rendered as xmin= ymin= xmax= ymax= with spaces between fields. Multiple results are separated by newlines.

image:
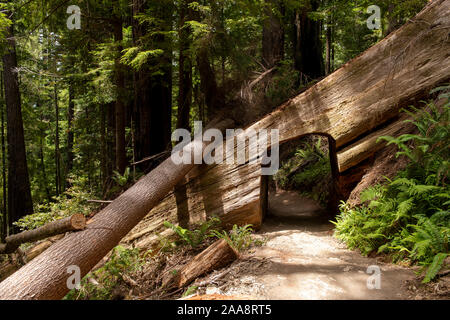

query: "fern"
xmin=423 ymin=253 xmax=448 ymax=283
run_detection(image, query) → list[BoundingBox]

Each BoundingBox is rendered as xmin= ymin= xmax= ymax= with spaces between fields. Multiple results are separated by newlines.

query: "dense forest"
xmin=0 ymin=0 xmax=448 ymax=301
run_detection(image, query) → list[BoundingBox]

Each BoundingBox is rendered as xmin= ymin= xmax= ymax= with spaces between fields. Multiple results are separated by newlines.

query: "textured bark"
xmin=337 ymin=116 xmax=416 ymax=173
xmin=163 ymin=239 xmax=238 ymax=289
xmin=0 ymin=235 xmax=64 ymax=282
xmin=2 ymin=24 xmax=33 ymax=231
xmin=0 ymin=214 xmax=86 ymax=254
xmin=0 ymin=119 xmax=233 ymax=299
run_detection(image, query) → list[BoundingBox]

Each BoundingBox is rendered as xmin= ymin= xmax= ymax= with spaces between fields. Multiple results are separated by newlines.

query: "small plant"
xmin=64 ymin=246 xmax=144 ymax=300
xmin=163 ymin=217 xmax=221 ymax=249
xmin=112 ymin=167 xmax=131 ymax=187
xmin=211 ymin=224 xmax=255 ymax=252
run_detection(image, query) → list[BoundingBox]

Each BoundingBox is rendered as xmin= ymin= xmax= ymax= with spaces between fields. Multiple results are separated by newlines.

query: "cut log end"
xmin=70 ymin=214 xmax=87 ymax=230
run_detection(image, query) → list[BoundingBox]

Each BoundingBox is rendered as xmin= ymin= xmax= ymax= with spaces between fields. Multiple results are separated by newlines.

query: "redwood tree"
xmin=2 ymin=23 xmax=33 ymax=231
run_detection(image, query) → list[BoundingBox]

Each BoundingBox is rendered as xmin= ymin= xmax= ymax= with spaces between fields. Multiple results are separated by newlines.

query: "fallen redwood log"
xmin=123 ymin=0 xmax=450 ymax=251
xmin=0 ymin=214 xmax=86 ymax=254
xmin=0 ymin=119 xmax=233 ymax=300
xmin=163 ymin=239 xmax=238 ymax=289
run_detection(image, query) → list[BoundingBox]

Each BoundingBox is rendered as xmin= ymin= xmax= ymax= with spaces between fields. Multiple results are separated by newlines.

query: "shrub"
xmin=163 ymin=217 xmax=221 ymax=249
xmin=334 ymin=86 xmax=450 ymax=283
xmin=64 ymin=246 xmax=144 ymax=300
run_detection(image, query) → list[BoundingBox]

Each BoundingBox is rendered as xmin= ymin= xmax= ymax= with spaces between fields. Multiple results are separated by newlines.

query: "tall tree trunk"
xmin=292 ymin=0 xmax=324 ymax=82
xmin=325 ymin=18 xmax=332 ymax=76
xmin=113 ymin=20 xmax=127 ymax=174
xmin=177 ymin=0 xmax=193 ymax=131
xmin=0 ymin=69 xmax=6 ymax=240
xmin=39 ymin=105 xmax=51 ymax=202
xmin=262 ymin=0 xmax=285 ymax=69
xmin=66 ymin=82 xmax=74 ymax=188
xmin=2 ymin=25 xmax=33 ymax=231
xmin=54 ymin=83 xmax=61 ymax=195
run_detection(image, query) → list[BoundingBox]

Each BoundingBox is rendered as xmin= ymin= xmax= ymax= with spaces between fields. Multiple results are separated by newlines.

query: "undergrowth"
xmin=64 ymin=246 xmax=146 ymax=300
xmin=274 ymin=137 xmax=331 ymax=206
xmin=334 ymin=86 xmax=450 ymax=283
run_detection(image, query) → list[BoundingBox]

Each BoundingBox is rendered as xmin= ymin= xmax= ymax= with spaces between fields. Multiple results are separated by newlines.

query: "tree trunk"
xmin=113 ymin=20 xmax=127 ymax=174
xmin=325 ymin=17 xmax=332 ymax=76
xmin=0 ymin=70 xmax=6 ymax=241
xmin=262 ymin=0 xmax=285 ymax=69
xmin=2 ymin=24 xmax=33 ymax=232
xmin=54 ymin=83 xmax=61 ymax=195
xmin=0 ymin=119 xmax=233 ymax=300
xmin=66 ymin=82 xmax=75 ymax=188
xmin=292 ymin=0 xmax=324 ymax=82
xmin=177 ymin=0 xmax=193 ymax=131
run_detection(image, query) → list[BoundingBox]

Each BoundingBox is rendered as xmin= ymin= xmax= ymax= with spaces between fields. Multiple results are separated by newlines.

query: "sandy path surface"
xmin=204 ymin=191 xmax=416 ymax=300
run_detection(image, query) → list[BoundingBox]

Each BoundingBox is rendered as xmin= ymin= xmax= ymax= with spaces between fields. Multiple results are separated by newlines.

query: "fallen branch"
xmin=86 ymin=200 xmax=113 ymax=204
xmin=0 ymin=214 xmax=86 ymax=254
xmin=163 ymin=239 xmax=239 ymax=289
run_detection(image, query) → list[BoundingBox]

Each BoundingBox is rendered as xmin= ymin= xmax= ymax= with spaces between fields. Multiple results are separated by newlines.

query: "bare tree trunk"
xmin=66 ymin=82 xmax=74 ymax=188
xmin=54 ymin=83 xmax=61 ymax=195
xmin=113 ymin=20 xmax=127 ymax=174
xmin=2 ymin=24 xmax=33 ymax=232
xmin=262 ymin=0 xmax=285 ymax=69
xmin=0 ymin=69 xmax=6 ymax=241
xmin=177 ymin=0 xmax=193 ymax=131
xmin=292 ymin=0 xmax=324 ymax=82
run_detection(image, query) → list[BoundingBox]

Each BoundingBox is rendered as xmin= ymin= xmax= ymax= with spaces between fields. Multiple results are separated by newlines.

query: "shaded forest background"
xmin=0 ymin=0 xmax=428 ymax=239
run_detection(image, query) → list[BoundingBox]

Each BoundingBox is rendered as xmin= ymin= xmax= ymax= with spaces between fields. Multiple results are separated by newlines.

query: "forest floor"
xmin=185 ymin=191 xmax=450 ymax=300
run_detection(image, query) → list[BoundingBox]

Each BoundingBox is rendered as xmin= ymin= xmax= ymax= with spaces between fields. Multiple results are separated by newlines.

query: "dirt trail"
xmin=199 ymin=191 xmax=417 ymax=300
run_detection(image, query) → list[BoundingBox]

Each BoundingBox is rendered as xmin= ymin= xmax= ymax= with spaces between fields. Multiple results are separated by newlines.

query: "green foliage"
xmin=163 ymin=217 xmax=221 ymax=249
xmin=112 ymin=167 xmax=132 ymax=187
xmin=64 ymin=246 xmax=144 ymax=300
xmin=274 ymin=137 xmax=331 ymax=206
xmin=211 ymin=224 xmax=256 ymax=252
xmin=14 ymin=183 xmax=99 ymax=231
xmin=334 ymin=88 xmax=450 ymax=282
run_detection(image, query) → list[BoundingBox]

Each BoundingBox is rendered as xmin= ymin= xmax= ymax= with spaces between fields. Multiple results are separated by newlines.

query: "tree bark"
xmin=163 ymin=239 xmax=238 ymax=289
xmin=2 ymin=24 xmax=33 ymax=232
